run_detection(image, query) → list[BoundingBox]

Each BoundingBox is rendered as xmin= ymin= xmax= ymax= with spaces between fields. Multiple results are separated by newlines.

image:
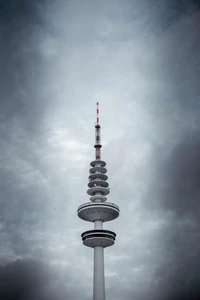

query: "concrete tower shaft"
xmin=77 ymin=102 xmax=120 ymax=300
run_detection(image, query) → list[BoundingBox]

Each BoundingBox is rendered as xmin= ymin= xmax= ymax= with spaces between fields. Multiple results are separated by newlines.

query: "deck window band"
xmin=82 ymin=234 xmax=115 ymax=241
xmin=81 ymin=229 xmax=116 ymax=237
xmin=78 ymin=204 xmax=119 ymax=212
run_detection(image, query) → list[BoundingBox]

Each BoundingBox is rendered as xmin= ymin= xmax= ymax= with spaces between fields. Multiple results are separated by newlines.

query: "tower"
xmin=77 ymin=102 xmax=120 ymax=300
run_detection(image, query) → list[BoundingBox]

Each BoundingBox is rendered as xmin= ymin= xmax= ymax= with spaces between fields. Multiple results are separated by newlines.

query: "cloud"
xmin=0 ymin=258 xmax=88 ymax=300
xmin=160 ymin=131 xmax=200 ymax=219
xmin=0 ymin=259 xmax=57 ymax=300
xmin=142 ymin=131 xmax=200 ymax=299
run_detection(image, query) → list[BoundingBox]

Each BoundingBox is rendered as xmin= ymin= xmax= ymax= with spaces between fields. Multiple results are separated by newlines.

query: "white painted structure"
xmin=77 ymin=103 xmax=120 ymax=300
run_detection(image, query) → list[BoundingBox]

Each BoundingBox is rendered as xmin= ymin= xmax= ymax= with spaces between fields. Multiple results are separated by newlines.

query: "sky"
xmin=0 ymin=0 xmax=200 ymax=299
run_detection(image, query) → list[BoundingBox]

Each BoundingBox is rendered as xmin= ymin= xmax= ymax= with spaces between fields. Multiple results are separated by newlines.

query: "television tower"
xmin=77 ymin=102 xmax=120 ymax=300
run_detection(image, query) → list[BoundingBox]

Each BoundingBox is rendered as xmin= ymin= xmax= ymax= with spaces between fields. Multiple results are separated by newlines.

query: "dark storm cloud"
xmin=0 ymin=0 xmax=52 ymax=133
xmin=0 ymin=0 xmax=68 ymax=263
xmin=148 ymin=216 xmax=200 ymax=300
xmin=123 ymin=3 xmax=200 ymax=299
xmin=161 ymin=131 xmax=200 ymax=219
xmin=146 ymin=130 xmax=200 ymax=214
xmin=146 ymin=132 xmax=200 ymax=299
xmin=125 ymin=128 xmax=200 ymax=298
xmin=0 ymin=0 xmax=71 ymax=237
xmin=104 ymin=0 xmax=200 ymax=36
xmin=0 ymin=259 xmax=50 ymax=300
xmin=0 ymin=258 xmax=78 ymax=300
xmin=141 ymin=103 xmax=200 ymax=295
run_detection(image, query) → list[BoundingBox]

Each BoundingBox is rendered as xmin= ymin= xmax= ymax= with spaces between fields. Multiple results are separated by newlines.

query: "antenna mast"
xmin=94 ymin=102 xmax=102 ymax=160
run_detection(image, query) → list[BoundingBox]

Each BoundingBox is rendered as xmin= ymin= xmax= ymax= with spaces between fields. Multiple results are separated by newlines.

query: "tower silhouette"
xmin=77 ymin=102 xmax=120 ymax=300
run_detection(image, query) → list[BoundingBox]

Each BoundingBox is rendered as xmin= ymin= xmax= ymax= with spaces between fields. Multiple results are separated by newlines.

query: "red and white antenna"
xmin=94 ymin=102 xmax=102 ymax=160
xmin=96 ymin=101 xmax=99 ymax=124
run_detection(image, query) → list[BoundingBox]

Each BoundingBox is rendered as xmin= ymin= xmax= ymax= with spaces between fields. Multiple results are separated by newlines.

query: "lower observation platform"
xmin=81 ymin=229 xmax=116 ymax=248
xmin=77 ymin=202 xmax=120 ymax=222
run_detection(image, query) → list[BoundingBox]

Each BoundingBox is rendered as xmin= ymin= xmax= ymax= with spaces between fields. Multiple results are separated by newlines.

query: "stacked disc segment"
xmin=77 ymin=159 xmax=120 ymax=248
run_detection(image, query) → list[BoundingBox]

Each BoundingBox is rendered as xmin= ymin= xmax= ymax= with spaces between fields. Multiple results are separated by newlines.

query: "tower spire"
xmin=96 ymin=101 xmax=99 ymax=124
xmin=77 ymin=103 xmax=120 ymax=300
xmin=94 ymin=102 xmax=102 ymax=160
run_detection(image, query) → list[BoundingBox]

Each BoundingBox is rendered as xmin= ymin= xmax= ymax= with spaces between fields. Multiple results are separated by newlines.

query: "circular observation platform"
xmin=89 ymin=173 xmax=108 ymax=181
xmin=89 ymin=166 xmax=107 ymax=174
xmin=77 ymin=202 xmax=120 ymax=222
xmin=90 ymin=160 xmax=106 ymax=168
xmin=81 ymin=229 xmax=116 ymax=248
xmin=87 ymin=186 xmax=110 ymax=196
xmin=88 ymin=179 xmax=109 ymax=189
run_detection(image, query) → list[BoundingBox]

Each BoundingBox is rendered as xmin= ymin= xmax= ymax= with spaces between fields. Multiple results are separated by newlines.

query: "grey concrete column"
xmin=94 ymin=220 xmax=103 ymax=229
xmin=93 ymin=246 xmax=105 ymax=300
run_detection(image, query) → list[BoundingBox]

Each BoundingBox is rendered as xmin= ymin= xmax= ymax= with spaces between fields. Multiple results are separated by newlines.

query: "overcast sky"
xmin=0 ymin=0 xmax=200 ymax=299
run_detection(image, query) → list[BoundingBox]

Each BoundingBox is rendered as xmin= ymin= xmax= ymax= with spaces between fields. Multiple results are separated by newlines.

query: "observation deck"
xmin=77 ymin=202 xmax=120 ymax=222
xmin=81 ymin=229 xmax=116 ymax=248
